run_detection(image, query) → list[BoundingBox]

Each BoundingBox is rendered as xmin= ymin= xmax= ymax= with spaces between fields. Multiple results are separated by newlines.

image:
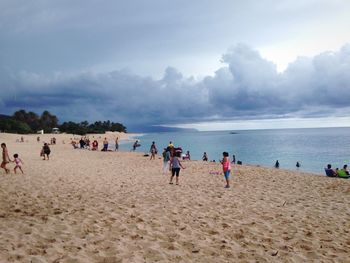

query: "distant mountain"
xmin=0 ymin=114 xmax=12 ymax=120
xmin=128 ymin=125 xmax=198 ymax=133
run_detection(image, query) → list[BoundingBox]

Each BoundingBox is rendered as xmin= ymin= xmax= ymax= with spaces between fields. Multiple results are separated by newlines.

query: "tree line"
xmin=0 ymin=110 xmax=127 ymax=135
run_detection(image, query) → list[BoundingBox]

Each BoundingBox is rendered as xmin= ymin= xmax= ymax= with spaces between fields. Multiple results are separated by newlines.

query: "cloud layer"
xmin=1 ymin=44 xmax=350 ymax=130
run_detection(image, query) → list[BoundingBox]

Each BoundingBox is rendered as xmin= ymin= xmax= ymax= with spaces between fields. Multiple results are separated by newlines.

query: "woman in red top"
xmin=221 ymin=152 xmax=231 ymax=188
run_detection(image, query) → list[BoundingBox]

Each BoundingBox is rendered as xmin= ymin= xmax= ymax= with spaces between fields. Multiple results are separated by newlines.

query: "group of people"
xmin=325 ymin=164 xmax=349 ymax=178
xmin=274 ymin=160 xmax=301 ymax=169
xmin=161 ymin=142 xmax=186 ymax=185
xmin=71 ymin=137 xmax=119 ymax=152
xmin=1 ymin=143 xmax=24 ymax=174
xmin=1 ymin=138 xmax=54 ymax=175
xmin=158 ymin=141 xmax=231 ymax=188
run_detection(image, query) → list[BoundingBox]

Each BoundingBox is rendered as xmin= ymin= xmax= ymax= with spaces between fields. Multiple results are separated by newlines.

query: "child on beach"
xmin=13 ymin=154 xmax=24 ymax=174
xmin=1 ymin=143 xmax=12 ymax=174
xmin=221 ymin=152 xmax=231 ymax=188
xmin=169 ymin=152 xmax=185 ymax=185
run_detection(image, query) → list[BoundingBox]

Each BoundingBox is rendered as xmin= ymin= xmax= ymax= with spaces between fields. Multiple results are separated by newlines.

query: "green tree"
xmin=13 ymin=109 xmax=40 ymax=132
xmin=0 ymin=119 xmax=32 ymax=134
xmin=40 ymin=110 xmax=58 ymax=133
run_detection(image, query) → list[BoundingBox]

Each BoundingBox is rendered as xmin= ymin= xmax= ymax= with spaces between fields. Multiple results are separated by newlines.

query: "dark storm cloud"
xmin=1 ymin=44 xmax=350 ymax=127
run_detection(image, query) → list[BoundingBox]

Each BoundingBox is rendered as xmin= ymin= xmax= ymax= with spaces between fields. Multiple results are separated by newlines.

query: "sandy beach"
xmin=0 ymin=132 xmax=349 ymax=263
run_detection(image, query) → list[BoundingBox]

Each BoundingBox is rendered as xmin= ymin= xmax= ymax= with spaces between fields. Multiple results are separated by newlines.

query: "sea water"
xmin=118 ymin=127 xmax=350 ymax=174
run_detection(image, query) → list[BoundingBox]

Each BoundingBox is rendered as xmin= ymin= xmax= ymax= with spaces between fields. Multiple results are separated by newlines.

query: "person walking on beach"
xmin=1 ymin=143 xmax=11 ymax=174
xmin=150 ymin=141 xmax=157 ymax=160
xmin=202 ymin=152 xmax=208 ymax=161
xmin=169 ymin=152 xmax=185 ymax=185
xmin=13 ymin=154 xmax=24 ymax=174
xmin=115 ymin=137 xmax=119 ymax=151
xmin=42 ymin=143 xmax=51 ymax=160
xmin=221 ymin=152 xmax=231 ymax=188
xmin=162 ymin=147 xmax=171 ymax=174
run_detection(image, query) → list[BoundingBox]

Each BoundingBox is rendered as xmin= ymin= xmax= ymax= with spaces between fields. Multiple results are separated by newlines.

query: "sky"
xmin=0 ymin=0 xmax=350 ymax=131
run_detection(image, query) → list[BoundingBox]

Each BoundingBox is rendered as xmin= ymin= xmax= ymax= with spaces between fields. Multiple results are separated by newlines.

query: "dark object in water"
xmin=237 ymin=160 xmax=242 ymax=165
xmin=230 ymin=132 xmax=238 ymax=134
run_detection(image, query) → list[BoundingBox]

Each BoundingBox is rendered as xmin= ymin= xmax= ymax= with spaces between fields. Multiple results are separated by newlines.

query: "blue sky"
xmin=1 ymin=0 xmax=350 ymax=131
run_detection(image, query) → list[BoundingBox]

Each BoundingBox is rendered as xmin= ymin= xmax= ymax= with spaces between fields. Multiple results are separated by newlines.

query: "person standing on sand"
xmin=169 ymin=152 xmax=185 ymax=185
xmin=115 ymin=137 xmax=119 ymax=151
xmin=103 ymin=138 xmax=108 ymax=151
xmin=150 ymin=141 xmax=157 ymax=160
xmin=275 ymin=160 xmax=280 ymax=168
xmin=221 ymin=152 xmax=231 ymax=188
xmin=1 ymin=143 xmax=12 ymax=174
xmin=13 ymin=154 xmax=24 ymax=174
xmin=162 ymin=147 xmax=171 ymax=174
xmin=232 ymin=154 xmax=236 ymax=164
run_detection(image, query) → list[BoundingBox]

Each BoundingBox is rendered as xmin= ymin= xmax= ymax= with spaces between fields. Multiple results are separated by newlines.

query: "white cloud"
xmin=1 ymin=44 xmax=350 ymax=131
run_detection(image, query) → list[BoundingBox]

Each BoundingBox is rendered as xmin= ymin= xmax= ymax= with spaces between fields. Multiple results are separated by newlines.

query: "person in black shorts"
xmin=169 ymin=152 xmax=185 ymax=185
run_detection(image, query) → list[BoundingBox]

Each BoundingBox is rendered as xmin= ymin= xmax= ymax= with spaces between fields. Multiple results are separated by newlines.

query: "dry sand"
xmin=0 ymin=132 xmax=349 ymax=263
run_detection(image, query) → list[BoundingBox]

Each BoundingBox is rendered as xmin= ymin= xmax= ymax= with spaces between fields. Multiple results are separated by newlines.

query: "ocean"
xmin=118 ymin=127 xmax=350 ymax=175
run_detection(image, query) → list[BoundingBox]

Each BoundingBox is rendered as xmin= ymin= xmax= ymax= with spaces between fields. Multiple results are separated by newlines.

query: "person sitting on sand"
xmin=92 ymin=140 xmax=98 ymax=151
xmin=202 ymin=152 xmax=208 ymax=161
xmin=324 ymin=164 xmax=337 ymax=177
xmin=71 ymin=139 xmax=78 ymax=149
xmin=13 ymin=154 xmax=24 ymax=174
xmin=42 ymin=143 xmax=51 ymax=160
xmin=85 ymin=138 xmax=90 ymax=150
xmin=336 ymin=164 xmax=350 ymax=178
xmin=169 ymin=152 xmax=185 ymax=185
xmin=1 ymin=143 xmax=12 ymax=174
xmin=221 ymin=152 xmax=231 ymax=188
xmin=182 ymin=150 xmax=190 ymax=160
